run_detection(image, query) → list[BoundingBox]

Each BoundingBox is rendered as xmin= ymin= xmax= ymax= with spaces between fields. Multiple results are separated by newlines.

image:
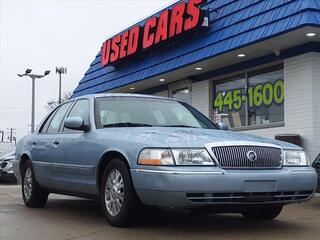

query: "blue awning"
xmin=72 ymin=0 xmax=320 ymax=98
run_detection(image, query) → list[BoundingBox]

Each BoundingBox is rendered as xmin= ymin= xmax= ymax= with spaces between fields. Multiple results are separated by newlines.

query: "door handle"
xmin=32 ymin=140 xmax=37 ymax=145
xmin=52 ymin=139 xmax=60 ymax=145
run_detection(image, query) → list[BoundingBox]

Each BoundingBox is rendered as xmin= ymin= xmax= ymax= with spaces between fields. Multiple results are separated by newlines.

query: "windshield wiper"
xmin=103 ymin=122 xmax=153 ymax=128
xmin=159 ymin=124 xmax=198 ymax=128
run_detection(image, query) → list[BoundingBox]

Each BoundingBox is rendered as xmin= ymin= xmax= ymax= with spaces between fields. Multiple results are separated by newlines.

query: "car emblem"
xmin=246 ymin=150 xmax=257 ymax=162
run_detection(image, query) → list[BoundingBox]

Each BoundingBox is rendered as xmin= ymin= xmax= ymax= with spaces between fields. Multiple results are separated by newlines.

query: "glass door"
xmin=169 ymin=81 xmax=192 ymax=105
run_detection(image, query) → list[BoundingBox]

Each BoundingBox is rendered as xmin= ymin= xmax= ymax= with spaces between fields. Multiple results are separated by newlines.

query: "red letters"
xmin=127 ymin=25 xmax=140 ymax=55
xmin=110 ymin=34 xmax=121 ymax=63
xmin=119 ymin=30 xmax=129 ymax=59
xmin=154 ymin=10 xmax=170 ymax=44
xmin=169 ymin=2 xmax=186 ymax=38
xmin=143 ymin=16 xmax=157 ymax=49
xmin=185 ymin=0 xmax=204 ymax=31
xmin=101 ymin=39 xmax=111 ymax=66
xmin=101 ymin=0 xmax=207 ymax=66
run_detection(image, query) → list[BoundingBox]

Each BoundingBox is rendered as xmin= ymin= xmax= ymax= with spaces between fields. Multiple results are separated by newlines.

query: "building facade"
xmin=72 ymin=0 xmax=320 ymax=160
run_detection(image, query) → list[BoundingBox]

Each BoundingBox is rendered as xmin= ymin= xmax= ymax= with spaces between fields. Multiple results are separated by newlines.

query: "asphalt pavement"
xmin=1 ymin=184 xmax=320 ymax=240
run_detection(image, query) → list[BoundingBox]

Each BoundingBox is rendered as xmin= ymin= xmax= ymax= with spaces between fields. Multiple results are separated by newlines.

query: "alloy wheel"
xmin=23 ymin=168 xmax=33 ymax=200
xmin=104 ymin=169 xmax=124 ymax=216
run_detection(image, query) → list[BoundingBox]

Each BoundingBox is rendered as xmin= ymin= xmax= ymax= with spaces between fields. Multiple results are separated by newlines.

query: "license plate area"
xmin=244 ymin=180 xmax=277 ymax=192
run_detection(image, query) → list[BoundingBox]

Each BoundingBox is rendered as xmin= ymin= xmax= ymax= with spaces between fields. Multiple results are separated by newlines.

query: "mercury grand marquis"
xmin=13 ymin=94 xmax=317 ymax=227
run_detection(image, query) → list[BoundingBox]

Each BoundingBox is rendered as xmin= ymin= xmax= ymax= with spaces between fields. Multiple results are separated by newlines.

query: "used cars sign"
xmin=101 ymin=0 xmax=209 ymax=66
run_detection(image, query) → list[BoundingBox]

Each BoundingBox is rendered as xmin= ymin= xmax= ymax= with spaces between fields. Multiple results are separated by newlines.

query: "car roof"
xmin=70 ymin=93 xmax=173 ymax=101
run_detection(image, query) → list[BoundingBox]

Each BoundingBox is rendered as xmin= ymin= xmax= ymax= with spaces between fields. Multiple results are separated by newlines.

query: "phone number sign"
xmin=214 ymin=79 xmax=284 ymax=112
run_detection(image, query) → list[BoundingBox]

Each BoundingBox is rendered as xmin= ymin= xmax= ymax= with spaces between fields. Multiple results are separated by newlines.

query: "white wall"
xmin=191 ymin=80 xmax=210 ymax=116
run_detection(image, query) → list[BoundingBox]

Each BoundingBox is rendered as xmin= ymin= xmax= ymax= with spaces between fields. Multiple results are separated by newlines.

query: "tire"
xmin=22 ymin=160 xmax=48 ymax=208
xmin=241 ymin=205 xmax=283 ymax=220
xmin=100 ymin=159 xmax=142 ymax=227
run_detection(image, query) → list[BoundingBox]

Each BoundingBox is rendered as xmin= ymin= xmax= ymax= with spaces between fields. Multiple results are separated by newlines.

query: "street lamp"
xmin=56 ymin=67 xmax=67 ymax=104
xmin=17 ymin=69 xmax=50 ymax=133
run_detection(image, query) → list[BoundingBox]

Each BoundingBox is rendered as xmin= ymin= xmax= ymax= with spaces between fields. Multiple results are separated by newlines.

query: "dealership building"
xmin=72 ymin=0 xmax=320 ymax=160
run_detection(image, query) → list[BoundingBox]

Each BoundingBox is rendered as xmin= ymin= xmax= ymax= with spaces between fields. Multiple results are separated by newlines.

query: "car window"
xmin=46 ymin=102 xmax=72 ymax=134
xmin=63 ymin=99 xmax=89 ymax=132
xmin=314 ymin=154 xmax=320 ymax=164
xmin=39 ymin=107 xmax=59 ymax=133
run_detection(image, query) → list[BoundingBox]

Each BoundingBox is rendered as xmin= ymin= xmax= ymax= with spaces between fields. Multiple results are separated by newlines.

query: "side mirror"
xmin=64 ymin=117 xmax=90 ymax=132
xmin=218 ymin=122 xmax=229 ymax=131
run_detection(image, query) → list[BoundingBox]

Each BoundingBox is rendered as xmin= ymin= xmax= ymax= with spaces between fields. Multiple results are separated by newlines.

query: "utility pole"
xmin=17 ymin=69 xmax=50 ymax=133
xmin=56 ymin=67 xmax=67 ymax=104
xmin=6 ymin=128 xmax=16 ymax=143
xmin=0 ymin=130 xmax=4 ymax=142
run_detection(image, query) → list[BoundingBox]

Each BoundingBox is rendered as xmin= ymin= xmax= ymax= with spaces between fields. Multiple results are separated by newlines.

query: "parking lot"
xmin=0 ymin=184 xmax=319 ymax=240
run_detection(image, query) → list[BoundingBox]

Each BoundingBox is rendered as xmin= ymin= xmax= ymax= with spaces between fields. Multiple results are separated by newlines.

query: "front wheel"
xmin=100 ymin=159 xmax=142 ymax=227
xmin=241 ymin=205 xmax=283 ymax=220
xmin=22 ymin=161 xmax=48 ymax=208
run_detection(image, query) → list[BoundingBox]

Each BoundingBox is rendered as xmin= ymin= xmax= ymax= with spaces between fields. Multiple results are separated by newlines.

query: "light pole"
xmin=17 ymin=69 xmax=50 ymax=133
xmin=56 ymin=67 xmax=67 ymax=104
xmin=0 ymin=130 xmax=4 ymax=142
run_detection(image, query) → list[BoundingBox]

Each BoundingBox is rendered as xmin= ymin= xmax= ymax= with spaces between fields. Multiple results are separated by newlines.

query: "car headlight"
xmin=171 ymin=149 xmax=214 ymax=165
xmin=138 ymin=148 xmax=214 ymax=166
xmin=138 ymin=149 xmax=175 ymax=165
xmin=283 ymin=150 xmax=309 ymax=166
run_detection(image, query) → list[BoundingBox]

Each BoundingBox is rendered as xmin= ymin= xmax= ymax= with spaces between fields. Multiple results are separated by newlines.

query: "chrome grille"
xmin=186 ymin=191 xmax=314 ymax=203
xmin=212 ymin=146 xmax=282 ymax=168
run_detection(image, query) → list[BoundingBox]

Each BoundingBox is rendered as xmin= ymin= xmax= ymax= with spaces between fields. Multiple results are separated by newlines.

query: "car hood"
xmin=105 ymin=127 xmax=302 ymax=150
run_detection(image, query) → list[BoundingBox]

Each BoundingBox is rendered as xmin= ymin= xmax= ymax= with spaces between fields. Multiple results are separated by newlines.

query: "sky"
xmin=0 ymin=0 xmax=176 ymax=141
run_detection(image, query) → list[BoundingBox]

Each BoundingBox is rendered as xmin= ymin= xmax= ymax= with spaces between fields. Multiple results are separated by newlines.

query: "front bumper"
xmin=0 ymin=167 xmax=16 ymax=182
xmin=131 ymin=167 xmax=317 ymax=208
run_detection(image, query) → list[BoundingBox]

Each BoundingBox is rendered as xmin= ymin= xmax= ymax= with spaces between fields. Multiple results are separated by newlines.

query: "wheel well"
xmin=97 ymin=151 xmax=129 ymax=191
xmin=20 ymin=154 xmax=30 ymax=174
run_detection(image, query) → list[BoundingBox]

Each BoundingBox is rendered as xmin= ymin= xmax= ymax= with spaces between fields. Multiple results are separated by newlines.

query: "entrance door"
xmin=169 ymin=81 xmax=192 ymax=104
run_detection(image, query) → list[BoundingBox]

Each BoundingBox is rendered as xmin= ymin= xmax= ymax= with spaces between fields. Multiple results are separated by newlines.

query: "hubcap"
xmin=23 ymin=168 xmax=32 ymax=200
xmin=105 ymin=169 xmax=124 ymax=216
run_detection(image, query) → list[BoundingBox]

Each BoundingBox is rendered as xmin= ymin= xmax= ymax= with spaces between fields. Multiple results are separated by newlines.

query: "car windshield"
xmin=95 ymin=97 xmax=218 ymax=129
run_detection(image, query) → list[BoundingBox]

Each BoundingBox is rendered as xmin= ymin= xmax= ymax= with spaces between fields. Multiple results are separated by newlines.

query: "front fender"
xmin=13 ymin=151 xmax=32 ymax=181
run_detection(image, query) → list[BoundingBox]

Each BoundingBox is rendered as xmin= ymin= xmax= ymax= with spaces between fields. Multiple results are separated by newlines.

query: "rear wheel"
xmin=22 ymin=161 xmax=48 ymax=208
xmin=241 ymin=205 xmax=283 ymax=220
xmin=100 ymin=159 xmax=142 ymax=227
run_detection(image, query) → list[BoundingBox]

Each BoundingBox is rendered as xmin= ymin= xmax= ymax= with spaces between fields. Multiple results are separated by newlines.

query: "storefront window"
xmin=213 ymin=65 xmax=284 ymax=129
xmin=213 ymin=76 xmax=247 ymax=128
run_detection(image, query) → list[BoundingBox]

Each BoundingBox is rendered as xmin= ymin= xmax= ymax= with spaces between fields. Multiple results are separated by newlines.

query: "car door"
xmin=36 ymin=102 xmax=74 ymax=189
xmin=49 ymin=99 xmax=92 ymax=194
xmin=29 ymin=105 xmax=68 ymax=188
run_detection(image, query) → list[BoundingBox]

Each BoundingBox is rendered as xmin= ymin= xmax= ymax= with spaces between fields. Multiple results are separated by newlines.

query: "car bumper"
xmin=0 ymin=169 xmax=16 ymax=181
xmin=131 ymin=167 xmax=317 ymax=208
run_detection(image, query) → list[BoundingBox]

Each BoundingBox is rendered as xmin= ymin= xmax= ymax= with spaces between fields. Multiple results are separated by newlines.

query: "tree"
xmin=45 ymin=91 xmax=72 ymax=111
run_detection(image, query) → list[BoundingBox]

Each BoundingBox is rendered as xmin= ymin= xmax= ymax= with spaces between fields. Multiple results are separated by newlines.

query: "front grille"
xmin=186 ymin=191 xmax=314 ymax=203
xmin=212 ymin=146 xmax=282 ymax=168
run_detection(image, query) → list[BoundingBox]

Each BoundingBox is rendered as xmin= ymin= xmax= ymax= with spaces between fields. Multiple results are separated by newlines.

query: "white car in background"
xmin=0 ymin=151 xmax=17 ymax=183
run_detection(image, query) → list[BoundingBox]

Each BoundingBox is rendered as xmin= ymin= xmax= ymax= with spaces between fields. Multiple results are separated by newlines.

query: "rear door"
xmin=31 ymin=102 xmax=73 ymax=188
